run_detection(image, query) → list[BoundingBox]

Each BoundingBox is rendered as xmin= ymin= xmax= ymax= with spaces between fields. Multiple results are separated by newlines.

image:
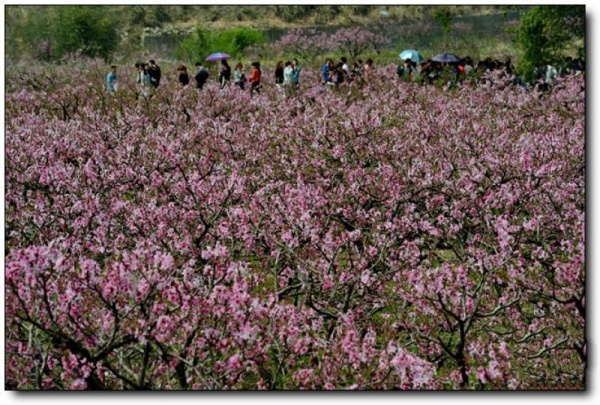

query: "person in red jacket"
xmin=249 ymin=62 xmax=262 ymax=96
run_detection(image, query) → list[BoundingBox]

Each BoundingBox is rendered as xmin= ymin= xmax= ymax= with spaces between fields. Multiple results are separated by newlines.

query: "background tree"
xmin=274 ymin=5 xmax=317 ymax=23
xmin=51 ymin=6 xmax=119 ymax=60
xmin=126 ymin=5 xmax=175 ymax=28
xmin=177 ymin=28 xmax=210 ymax=64
xmin=516 ymin=5 xmax=585 ymax=80
xmin=177 ymin=27 xmax=265 ymax=64
xmin=6 ymin=6 xmax=56 ymax=61
xmin=333 ymin=27 xmax=391 ymax=59
xmin=7 ymin=6 xmax=119 ymax=61
xmin=334 ymin=27 xmax=372 ymax=59
xmin=212 ymin=27 xmax=266 ymax=58
xmin=273 ymin=28 xmax=332 ymax=61
xmin=431 ymin=6 xmax=454 ymax=51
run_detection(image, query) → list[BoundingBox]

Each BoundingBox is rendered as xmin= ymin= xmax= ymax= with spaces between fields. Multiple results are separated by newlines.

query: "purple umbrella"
xmin=432 ymin=53 xmax=460 ymax=63
xmin=205 ymin=52 xmax=231 ymax=62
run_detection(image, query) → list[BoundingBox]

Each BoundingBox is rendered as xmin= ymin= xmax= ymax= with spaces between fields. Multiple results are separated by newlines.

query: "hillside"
xmin=5 ymin=5 xmax=519 ymax=62
xmin=152 ymin=5 xmax=509 ymax=30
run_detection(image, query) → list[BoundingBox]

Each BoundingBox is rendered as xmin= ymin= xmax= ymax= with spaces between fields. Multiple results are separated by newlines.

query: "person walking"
xmin=148 ymin=59 xmax=161 ymax=88
xmin=333 ymin=62 xmax=345 ymax=87
xmin=194 ymin=62 xmax=209 ymax=89
xmin=106 ymin=65 xmax=117 ymax=92
xmin=397 ymin=58 xmax=416 ymax=80
xmin=177 ymin=65 xmax=190 ymax=87
xmin=283 ymin=61 xmax=294 ymax=94
xmin=275 ymin=60 xmax=284 ymax=89
xmin=249 ymin=61 xmax=262 ymax=96
xmin=283 ymin=61 xmax=293 ymax=86
xmin=321 ymin=59 xmax=334 ymax=85
xmin=219 ymin=60 xmax=231 ymax=89
xmin=340 ymin=57 xmax=352 ymax=82
xmin=137 ymin=62 xmax=151 ymax=96
xmin=352 ymin=61 xmax=363 ymax=81
xmin=363 ymin=59 xmax=374 ymax=79
xmin=233 ymin=62 xmax=246 ymax=90
xmin=291 ymin=58 xmax=301 ymax=90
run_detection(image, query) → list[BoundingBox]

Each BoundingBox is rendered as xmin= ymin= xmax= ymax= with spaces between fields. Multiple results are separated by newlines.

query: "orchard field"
xmin=4 ymin=61 xmax=585 ymax=390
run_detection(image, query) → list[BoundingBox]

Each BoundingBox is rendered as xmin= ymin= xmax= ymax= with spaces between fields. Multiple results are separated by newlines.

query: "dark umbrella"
xmin=205 ymin=52 xmax=231 ymax=62
xmin=432 ymin=53 xmax=460 ymax=63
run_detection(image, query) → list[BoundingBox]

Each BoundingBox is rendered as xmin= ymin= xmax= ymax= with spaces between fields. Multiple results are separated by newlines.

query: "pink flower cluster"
xmin=274 ymin=26 xmax=389 ymax=59
xmin=4 ymin=61 xmax=585 ymax=390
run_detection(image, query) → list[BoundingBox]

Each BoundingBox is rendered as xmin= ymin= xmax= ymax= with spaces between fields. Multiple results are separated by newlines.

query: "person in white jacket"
xmin=283 ymin=61 xmax=294 ymax=87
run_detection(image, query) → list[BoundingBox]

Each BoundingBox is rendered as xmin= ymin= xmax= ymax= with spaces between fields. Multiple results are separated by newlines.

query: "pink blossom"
xmin=228 ymin=354 xmax=242 ymax=370
xmin=4 ymin=61 xmax=585 ymax=390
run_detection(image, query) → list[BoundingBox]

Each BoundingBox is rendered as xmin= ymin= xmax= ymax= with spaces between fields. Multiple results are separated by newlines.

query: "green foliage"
xmin=6 ymin=5 xmax=534 ymax=64
xmin=144 ymin=6 xmax=172 ymax=27
xmin=314 ymin=5 xmax=342 ymax=25
xmin=349 ymin=5 xmax=372 ymax=16
xmin=6 ymin=6 xmax=119 ymax=61
xmin=432 ymin=7 xmax=453 ymax=33
xmin=8 ymin=6 xmax=54 ymax=61
xmin=431 ymin=7 xmax=456 ymax=52
xmin=125 ymin=5 xmax=169 ymax=28
xmin=121 ymin=5 xmax=189 ymax=28
xmin=52 ymin=7 xmax=119 ymax=60
xmin=177 ymin=28 xmax=210 ymax=64
xmin=177 ymin=27 xmax=265 ymax=64
xmin=274 ymin=5 xmax=317 ymax=23
xmin=213 ymin=27 xmax=266 ymax=57
xmin=516 ymin=5 xmax=585 ymax=80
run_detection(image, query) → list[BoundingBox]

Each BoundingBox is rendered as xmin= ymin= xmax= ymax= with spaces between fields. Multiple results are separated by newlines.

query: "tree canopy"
xmin=516 ymin=5 xmax=585 ymax=79
xmin=6 ymin=6 xmax=119 ymax=61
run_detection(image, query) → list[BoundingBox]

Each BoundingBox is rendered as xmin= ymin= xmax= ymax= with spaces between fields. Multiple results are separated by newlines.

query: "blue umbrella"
xmin=205 ymin=52 xmax=231 ymax=62
xmin=399 ymin=50 xmax=424 ymax=63
xmin=432 ymin=53 xmax=460 ymax=63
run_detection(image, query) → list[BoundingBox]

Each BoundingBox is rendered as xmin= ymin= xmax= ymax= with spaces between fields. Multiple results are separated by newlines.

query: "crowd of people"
xmin=106 ymin=54 xmax=584 ymax=96
xmin=319 ymin=57 xmax=374 ymax=87
xmin=106 ymin=59 xmax=271 ymax=97
xmin=316 ymin=54 xmax=584 ymax=90
xmin=393 ymin=54 xmax=585 ymax=90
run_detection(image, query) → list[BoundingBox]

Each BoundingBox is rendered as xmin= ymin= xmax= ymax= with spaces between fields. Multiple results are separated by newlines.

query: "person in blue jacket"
xmin=321 ymin=59 xmax=334 ymax=85
xmin=291 ymin=58 xmax=301 ymax=89
xmin=106 ymin=65 xmax=117 ymax=92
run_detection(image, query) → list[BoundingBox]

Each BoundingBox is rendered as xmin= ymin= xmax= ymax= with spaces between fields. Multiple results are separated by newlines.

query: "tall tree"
xmin=431 ymin=6 xmax=454 ymax=51
xmin=516 ymin=5 xmax=585 ymax=80
xmin=5 ymin=5 xmax=119 ymax=61
xmin=51 ymin=6 xmax=119 ymax=60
